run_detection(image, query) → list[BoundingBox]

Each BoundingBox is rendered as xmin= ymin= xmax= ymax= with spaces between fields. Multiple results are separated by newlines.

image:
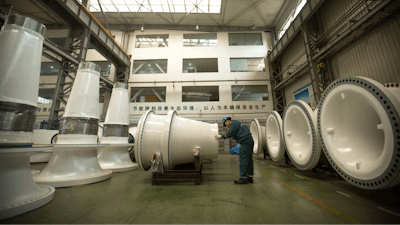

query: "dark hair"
xmin=226 ymin=117 xmax=232 ymax=121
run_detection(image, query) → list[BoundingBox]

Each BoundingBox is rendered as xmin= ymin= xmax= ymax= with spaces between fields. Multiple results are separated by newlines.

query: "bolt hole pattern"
xmin=317 ymin=77 xmax=400 ymax=189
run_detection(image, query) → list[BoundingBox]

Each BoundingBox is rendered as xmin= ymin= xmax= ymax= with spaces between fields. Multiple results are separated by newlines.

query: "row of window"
xmin=132 ymin=58 xmax=266 ymax=74
xmin=130 ymin=85 xmax=269 ymax=102
xmin=41 ymin=58 xmax=265 ymax=76
xmin=38 ymin=85 xmax=269 ymax=104
xmin=135 ymin=33 xmax=263 ymax=48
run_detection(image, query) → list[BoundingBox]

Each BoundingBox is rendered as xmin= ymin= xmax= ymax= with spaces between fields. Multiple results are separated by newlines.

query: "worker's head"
xmin=222 ymin=117 xmax=232 ymax=127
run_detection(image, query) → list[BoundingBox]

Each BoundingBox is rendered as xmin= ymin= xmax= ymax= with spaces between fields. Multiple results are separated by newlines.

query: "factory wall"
xmin=274 ymin=0 xmax=400 ymax=108
xmin=125 ymin=29 xmax=273 ymax=121
xmin=328 ymin=14 xmax=400 ymax=84
xmin=37 ymin=29 xmax=274 ymax=124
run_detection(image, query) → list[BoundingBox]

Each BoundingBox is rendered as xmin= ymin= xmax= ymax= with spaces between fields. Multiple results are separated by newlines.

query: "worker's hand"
xmin=214 ymin=134 xmax=222 ymax=139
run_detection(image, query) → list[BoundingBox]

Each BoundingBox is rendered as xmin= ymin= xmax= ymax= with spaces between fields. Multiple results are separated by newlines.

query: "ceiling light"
xmin=195 ymin=25 xmax=199 ymax=30
xmin=189 ymin=63 xmax=192 ymax=66
xmin=148 ymin=64 xmax=151 ymax=66
xmin=50 ymin=66 xmax=53 ymax=68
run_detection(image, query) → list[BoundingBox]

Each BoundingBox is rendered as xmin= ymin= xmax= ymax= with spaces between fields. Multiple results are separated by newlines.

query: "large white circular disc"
xmin=283 ymin=100 xmax=320 ymax=170
xmin=266 ymin=111 xmax=284 ymax=161
xmin=250 ymin=119 xmax=262 ymax=155
xmin=319 ymin=77 xmax=400 ymax=189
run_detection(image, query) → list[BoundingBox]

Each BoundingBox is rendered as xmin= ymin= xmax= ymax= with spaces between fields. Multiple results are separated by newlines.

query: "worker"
xmin=215 ymin=117 xmax=254 ymax=184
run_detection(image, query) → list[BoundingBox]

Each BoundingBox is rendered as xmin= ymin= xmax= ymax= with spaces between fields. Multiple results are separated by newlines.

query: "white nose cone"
xmin=250 ymin=119 xmax=265 ymax=155
xmin=135 ymin=110 xmax=219 ymax=171
xmin=319 ymin=77 xmax=400 ymax=189
xmin=266 ymin=111 xmax=285 ymax=161
xmin=283 ymin=100 xmax=321 ymax=170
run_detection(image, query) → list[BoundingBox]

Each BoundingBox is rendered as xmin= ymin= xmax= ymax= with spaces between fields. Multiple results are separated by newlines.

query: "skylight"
xmin=277 ymin=0 xmax=307 ymax=40
xmin=89 ymin=0 xmax=222 ymax=14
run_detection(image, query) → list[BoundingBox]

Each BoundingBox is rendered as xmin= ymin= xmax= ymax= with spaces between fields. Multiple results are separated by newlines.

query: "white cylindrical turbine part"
xmin=283 ymin=100 xmax=321 ymax=170
xmin=135 ymin=110 xmax=218 ymax=171
xmin=318 ymin=77 xmax=400 ymax=189
xmin=98 ymin=83 xmax=138 ymax=172
xmin=0 ymin=16 xmax=44 ymax=107
xmin=0 ymin=14 xmax=46 ymax=145
xmin=266 ymin=111 xmax=285 ymax=161
xmin=250 ymin=119 xmax=266 ymax=155
xmin=33 ymin=62 xmax=112 ymax=188
xmin=0 ymin=15 xmax=55 ymax=220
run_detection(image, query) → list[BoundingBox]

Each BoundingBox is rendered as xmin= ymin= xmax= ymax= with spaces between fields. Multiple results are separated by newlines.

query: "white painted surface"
xmin=266 ymin=111 xmax=285 ymax=162
xmin=320 ymin=80 xmax=398 ymax=180
xmin=135 ymin=110 xmax=218 ymax=171
xmin=0 ymin=24 xmax=44 ymax=106
xmin=104 ymin=87 xmax=129 ymax=125
xmin=62 ymin=68 xmax=100 ymax=119
xmin=283 ymin=100 xmax=321 ymax=170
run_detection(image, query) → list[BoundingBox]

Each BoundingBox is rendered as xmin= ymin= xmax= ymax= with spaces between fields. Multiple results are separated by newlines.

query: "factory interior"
xmin=1 ymin=0 xmax=400 ymax=224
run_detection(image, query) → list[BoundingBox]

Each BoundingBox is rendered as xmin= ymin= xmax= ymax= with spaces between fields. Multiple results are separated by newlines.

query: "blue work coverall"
xmin=221 ymin=120 xmax=254 ymax=181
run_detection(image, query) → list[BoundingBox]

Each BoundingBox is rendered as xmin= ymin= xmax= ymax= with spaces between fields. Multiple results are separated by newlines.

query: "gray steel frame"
xmin=37 ymin=0 xmax=131 ymax=82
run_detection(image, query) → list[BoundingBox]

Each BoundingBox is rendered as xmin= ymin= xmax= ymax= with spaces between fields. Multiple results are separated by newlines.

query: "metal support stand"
xmin=152 ymin=149 xmax=202 ymax=185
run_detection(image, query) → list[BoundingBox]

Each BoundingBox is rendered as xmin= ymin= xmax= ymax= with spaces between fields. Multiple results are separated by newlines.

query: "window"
xmin=135 ymin=34 xmax=169 ymax=48
xmin=182 ymin=86 xmax=219 ymax=102
xmin=183 ymin=58 xmax=218 ymax=73
xmin=130 ymin=87 xmax=166 ymax=102
xmin=38 ymin=89 xmax=55 ymax=104
xmin=228 ymin=33 xmax=262 ymax=46
xmin=278 ymin=0 xmax=307 ymax=40
xmin=132 ymin=60 xmax=167 ymax=74
xmin=41 ymin=62 xmax=61 ymax=76
xmin=231 ymin=85 xmax=269 ymax=101
xmin=183 ymin=33 xmax=217 ymax=47
xmin=230 ymin=58 xmax=265 ymax=72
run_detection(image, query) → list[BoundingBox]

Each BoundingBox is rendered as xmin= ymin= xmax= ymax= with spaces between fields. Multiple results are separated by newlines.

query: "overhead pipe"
xmin=97 ymin=82 xmax=138 ymax=172
xmin=0 ymin=15 xmax=55 ymax=220
xmin=318 ymin=77 xmax=400 ymax=189
xmin=250 ymin=119 xmax=266 ymax=155
xmin=265 ymin=111 xmax=285 ymax=161
xmin=134 ymin=110 xmax=218 ymax=171
xmin=33 ymin=62 xmax=112 ymax=188
xmin=282 ymin=100 xmax=322 ymax=170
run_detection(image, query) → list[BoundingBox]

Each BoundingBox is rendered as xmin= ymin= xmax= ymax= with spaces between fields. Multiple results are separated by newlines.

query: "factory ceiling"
xmin=0 ymin=0 xmax=288 ymax=31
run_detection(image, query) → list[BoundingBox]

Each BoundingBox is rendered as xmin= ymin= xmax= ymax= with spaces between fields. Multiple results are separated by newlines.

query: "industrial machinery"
xmin=282 ymin=100 xmax=322 ymax=170
xmin=250 ymin=119 xmax=266 ymax=155
xmin=318 ymin=77 xmax=400 ymax=189
xmin=265 ymin=111 xmax=285 ymax=162
xmin=0 ymin=15 xmax=55 ymax=220
xmin=30 ymin=129 xmax=58 ymax=163
xmin=33 ymin=62 xmax=112 ymax=188
xmin=98 ymin=82 xmax=138 ymax=172
xmin=134 ymin=110 xmax=218 ymax=171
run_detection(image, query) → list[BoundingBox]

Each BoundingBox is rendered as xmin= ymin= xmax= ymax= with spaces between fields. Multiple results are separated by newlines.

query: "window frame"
xmin=182 ymin=58 xmax=219 ymax=73
xmin=231 ymin=85 xmax=269 ymax=102
xmin=182 ymin=86 xmax=220 ymax=102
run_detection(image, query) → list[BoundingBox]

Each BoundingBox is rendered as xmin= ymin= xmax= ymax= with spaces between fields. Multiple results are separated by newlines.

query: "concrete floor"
xmin=2 ymin=154 xmax=400 ymax=224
